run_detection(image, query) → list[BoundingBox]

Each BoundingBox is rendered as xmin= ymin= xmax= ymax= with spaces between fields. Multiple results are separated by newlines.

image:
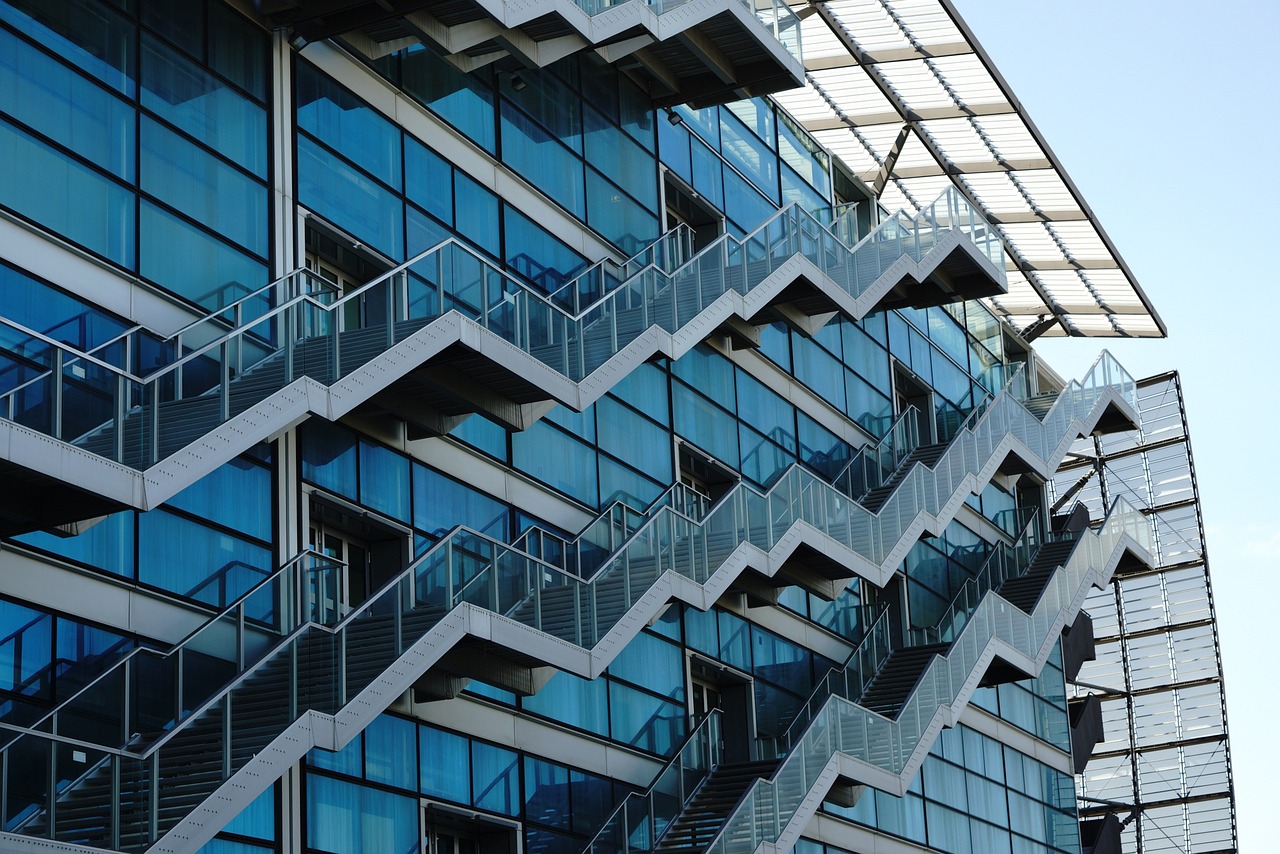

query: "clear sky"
xmin=950 ymin=1 xmax=1280 ymax=848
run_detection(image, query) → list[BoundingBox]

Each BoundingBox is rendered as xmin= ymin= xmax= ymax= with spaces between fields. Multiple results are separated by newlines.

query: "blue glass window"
xmin=221 ymin=785 xmax=276 ymax=840
xmin=0 ymin=599 xmax=51 ymax=697
xmin=586 ymin=167 xmax=658 ymax=253
xmin=472 ymin=741 xmax=519 ymax=815
xmin=395 ymin=44 xmax=495 ymax=153
xmin=308 ymin=734 xmax=363 ymax=777
xmin=359 ymin=440 xmax=410 ymax=523
xmin=419 ymin=725 xmax=470 ymax=803
xmin=307 ymin=774 xmax=417 ymax=854
xmin=0 ymin=27 xmax=134 ymax=181
xmin=364 ymin=715 xmax=416 ymax=790
xmin=503 ymin=207 xmax=588 ymax=292
xmin=297 ymin=136 xmax=404 ymax=260
xmin=597 ymin=457 xmax=663 ymax=509
xmin=413 ymin=464 xmax=508 ymax=540
xmin=524 ymin=758 xmax=570 ymax=830
xmin=141 ymin=34 xmax=265 ymax=177
xmin=608 ymin=681 xmax=683 ymax=755
xmin=454 ymin=172 xmax=500 ymax=257
xmin=297 ymin=62 xmax=401 ymax=189
xmin=208 ymin=1 xmax=268 ymax=100
xmin=165 ymin=457 xmax=271 ymax=542
xmin=595 ymin=398 xmax=671 ymax=483
xmin=138 ymin=509 xmax=271 ymax=606
xmin=0 ymin=118 xmax=134 ymax=268
xmin=301 ymin=421 xmax=358 ymax=499
xmin=584 ymin=106 xmax=657 ymax=211
xmin=672 ymin=383 xmax=738 ymax=468
xmin=403 ymin=137 xmax=451 ymax=223
xmin=447 ymin=415 xmax=508 ymax=460
xmin=140 ymin=202 xmax=267 ymax=310
xmin=15 ymin=511 xmax=135 ymax=579
xmin=607 ymin=364 xmax=669 ymax=426
xmin=512 ymin=421 xmax=598 ymax=507
xmin=608 ymin=631 xmax=683 ymax=700
xmin=522 ymin=672 xmax=608 ymax=737
xmin=0 ymin=0 xmax=135 ymax=95
xmin=500 ymin=103 xmax=585 ymax=218
xmin=140 ymin=118 xmax=267 ymax=256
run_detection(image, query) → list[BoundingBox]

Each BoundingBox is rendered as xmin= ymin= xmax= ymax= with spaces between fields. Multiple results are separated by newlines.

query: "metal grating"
xmin=1049 ymin=372 xmax=1238 ymax=853
xmin=776 ymin=0 xmax=1165 ymax=339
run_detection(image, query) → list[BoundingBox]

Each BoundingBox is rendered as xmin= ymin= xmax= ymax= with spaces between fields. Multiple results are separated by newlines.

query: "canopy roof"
xmin=775 ymin=0 xmax=1165 ymax=338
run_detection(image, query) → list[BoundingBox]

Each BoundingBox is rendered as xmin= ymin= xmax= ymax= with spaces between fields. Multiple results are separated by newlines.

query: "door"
xmin=308 ymin=523 xmax=372 ymax=611
xmin=306 ymin=252 xmax=364 ymax=331
xmin=892 ymin=363 xmax=935 ymax=446
xmin=690 ymin=659 xmax=755 ymax=763
xmin=663 ymin=173 xmax=724 ymax=254
xmin=425 ymin=827 xmax=478 ymax=854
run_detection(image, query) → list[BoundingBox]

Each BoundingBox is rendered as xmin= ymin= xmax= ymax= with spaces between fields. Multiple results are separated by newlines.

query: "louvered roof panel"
xmin=791 ymin=0 xmax=1165 ymax=337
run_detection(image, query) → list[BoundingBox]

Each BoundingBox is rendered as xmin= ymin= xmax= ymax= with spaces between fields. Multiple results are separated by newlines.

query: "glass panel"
xmin=0 ymin=26 xmax=134 ymax=180
xmin=0 ymin=117 xmax=134 ymax=267
xmin=297 ymin=61 xmax=401 ymax=189
xmin=297 ymin=136 xmax=404 ymax=260
xmin=0 ymin=0 xmax=135 ymax=94
xmin=140 ymin=201 xmax=267 ymax=310
xmin=140 ymin=117 xmax=267 ymax=256
xmin=140 ymin=34 xmax=265 ymax=177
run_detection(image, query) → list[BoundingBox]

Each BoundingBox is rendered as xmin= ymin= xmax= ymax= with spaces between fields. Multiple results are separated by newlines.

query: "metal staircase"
xmin=579 ymin=509 xmax=1077 ymax=852
xmin=688 ymin=497 xmax=1151 ymax=854
xmin=0 ymin=350 xmax=1141 ymax=854
xmin=653 ymin=760 xmax=779 ymax=853
xmin=0 ymin=187 xmax=1004 ymax=535
xmin=269 ymin=0 xmax=806 ymax=108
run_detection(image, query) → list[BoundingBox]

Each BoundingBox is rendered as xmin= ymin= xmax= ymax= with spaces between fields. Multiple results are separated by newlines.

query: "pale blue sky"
xmin=951 ymin=1 xmax=1280 ymax=848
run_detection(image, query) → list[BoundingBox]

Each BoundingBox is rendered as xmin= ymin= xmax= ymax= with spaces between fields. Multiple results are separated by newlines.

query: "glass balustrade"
xmin=0 ymin=186 xmax=1002 ymax=479
xmin=701 ymin=497 xmax=1151 ymax=854
xmin=0 ymin=348 xmax=1138 ymax=850
xmin=585 ymin=711 xmax=722 ymax=853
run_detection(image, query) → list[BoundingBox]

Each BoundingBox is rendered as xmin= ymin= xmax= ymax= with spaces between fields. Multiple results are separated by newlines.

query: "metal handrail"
xmin=0 ymin=352 xmax=1140 ymax=849
xmin=583 ymin=710 xmax=722 ymax=853
xmin=702 ymin=497 xmax=1151 ymax=854
xmin=0 ymin=548 xmax=343 ymax=743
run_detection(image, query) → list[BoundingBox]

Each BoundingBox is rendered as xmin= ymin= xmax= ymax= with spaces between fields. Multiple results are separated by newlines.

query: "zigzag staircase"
xmin=0 ymin=187 xmax=1004 ymax=535
xmin=577 ymin=501 xmax=1142 ymax=853
xmin=685 ymin=497 xmax=1152 ymax=854
xmin=275 ymin=0 xmax=805 ymax=107
xmin=0 ymin=351 xmax=1139 ymax=854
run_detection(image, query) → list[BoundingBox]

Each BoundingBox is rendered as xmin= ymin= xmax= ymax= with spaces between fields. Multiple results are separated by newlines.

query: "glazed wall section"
xmin=0 ymin=2 xmax=1086 ymax=854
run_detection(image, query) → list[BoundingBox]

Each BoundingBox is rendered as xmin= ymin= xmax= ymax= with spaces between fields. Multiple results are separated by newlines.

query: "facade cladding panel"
xmin=0 ymin=3 xmax=1231 ymax=854
xmin=1054 ymin=373 xmax=1238 ymax=853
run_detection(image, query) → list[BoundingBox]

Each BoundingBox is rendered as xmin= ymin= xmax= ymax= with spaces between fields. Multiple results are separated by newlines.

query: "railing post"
xmin=115 ymin=374 xmax=127 ymax=462
xmin=109 ymin=755 xmax=121 ymax=850
xmin=122 ymin=656 xmax=132 ymax=745
xmin=220 ymin=341 xmax=231 ymax=421
xmin=284 ymin=303 xmax=296 ymax=382
xmin=148 ymin=750 xmax=159 ymax=843
xmin=338 ymin=625 xmax=348 ymax=706
xmin=148 ymin=380 xmax=160 ymax=465
xmin=50 ymin=348 xmax=63 ymax=440
xmin=176 ymin=648 xmax=185 ymax=728
xmin=45 ymin=741 xmax=56 ymax=836
xmin=236 ymin=602 xmax=245 ymax=669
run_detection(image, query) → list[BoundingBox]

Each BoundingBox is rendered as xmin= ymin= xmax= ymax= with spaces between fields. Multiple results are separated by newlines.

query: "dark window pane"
xmin=141 ymin=34 xmax=266 ymax=176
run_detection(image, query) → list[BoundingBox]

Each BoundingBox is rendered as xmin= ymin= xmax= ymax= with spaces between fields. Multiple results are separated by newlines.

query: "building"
xmin=1057 ymin=372 xmax=1237 ymax=853
xmin=0 ymin=2 xmax=1234 ymax=854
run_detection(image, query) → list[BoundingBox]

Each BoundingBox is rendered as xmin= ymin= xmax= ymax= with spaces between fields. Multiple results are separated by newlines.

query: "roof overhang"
xmin=775 ymin=0 xmax=1165 ymax=338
